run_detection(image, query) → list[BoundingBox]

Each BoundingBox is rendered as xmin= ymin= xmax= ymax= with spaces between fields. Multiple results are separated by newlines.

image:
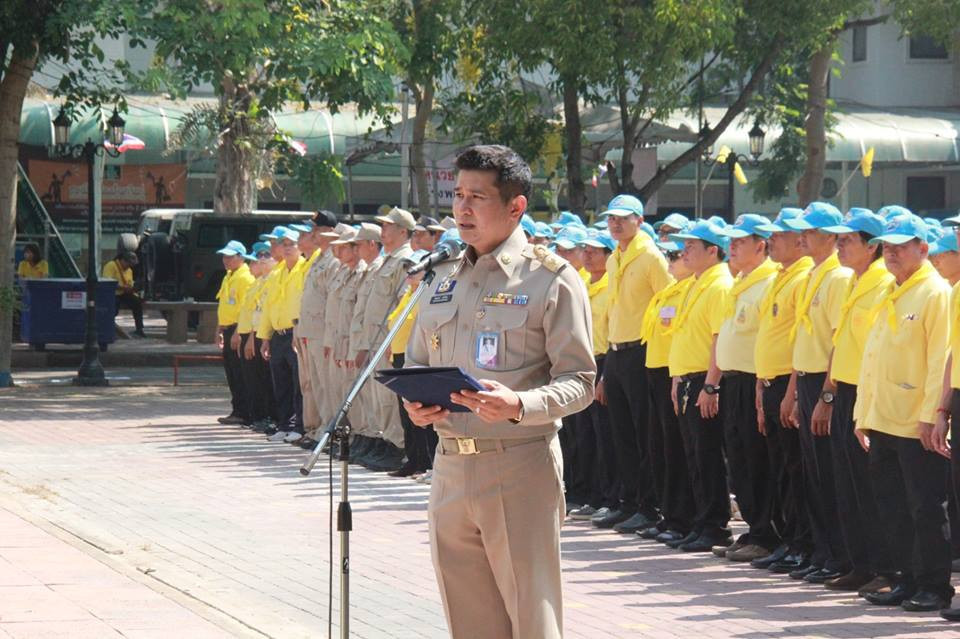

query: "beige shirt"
xmin=353 ymin=242 xmax=415 ymax=352
xmin=297 ymin=249 xmax=339 ymax=340
xmin=406 ymin=225 xmax=596 ymax=439
xmin=348 ymin=254 xmax=383 ymax=358
xmin=332 ymin=262 xmax=368 ymax=361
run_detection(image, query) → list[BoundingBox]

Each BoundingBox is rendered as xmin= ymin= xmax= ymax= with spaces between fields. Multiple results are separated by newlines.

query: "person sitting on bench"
xmin=103 ymin=251 xmax=145 ymax=337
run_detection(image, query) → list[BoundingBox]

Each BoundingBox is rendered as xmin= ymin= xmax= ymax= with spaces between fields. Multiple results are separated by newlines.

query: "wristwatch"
xmin=820 ymin=390 xmax=835 ymax=405
xmin=703 ymin=384 xmax=720 ymax=395
xmin=508 ymin=402 xmax=525 ymax=424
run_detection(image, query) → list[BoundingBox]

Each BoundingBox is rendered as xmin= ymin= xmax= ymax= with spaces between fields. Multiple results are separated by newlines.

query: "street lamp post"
xmin=52 ymin=107 xmax=126 ymax=387
xmin=702 ymin=121 xmax=766 ymax=222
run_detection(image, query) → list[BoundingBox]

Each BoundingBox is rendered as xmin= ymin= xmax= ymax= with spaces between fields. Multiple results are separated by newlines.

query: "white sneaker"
xmin=267 ymin=430 xmax=290 ymax=442
xmin=283 ymin=431 xmax=303 ymax=443
xmin=416 ymin=470 xmax=433 ymax=484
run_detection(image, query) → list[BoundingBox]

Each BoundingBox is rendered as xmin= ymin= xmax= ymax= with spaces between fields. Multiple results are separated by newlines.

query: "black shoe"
xmin=592 ymin=509 xmax=630 ymax=529
xmin=901 ymin=590 xmax=950 ymax=612
xmin=638 ymin=526 xmax=662 ymax=540
xmin=750 ymin=544 xmax=790 ymax=569
xmin=356 ymin=438 xmax=384 ymax=467
xmin=388 ymin=463 xmax=419 ymax=478
xmin=367 ymin=442 xmax=404 ymax=472
xmin=263 ymin=426 xmax=278 ymax=436
xmin=349 ymin=436 xmax=373 ymax=463
xmin=681 ymin=534 xmax=731 ymax=553
xmin=940 ymin=607 xmax=960 ymax=621
xmin=824 ymin=570 xmax=875 ymax=591
xmin=655 ymin=529 xmax=686 ymax=544
xmin=666 ymin=530 xmax=700 ymax=549
xmin=298 ymin=437 xmax=318 ymax=450
xmin=804 ymin=567 xmax=843 ymax=584
xmin=133 ymin=329 xmax=147 ymax=338
xmin=864 ymin=583 xmax=916 ymax=606
xmin=217 ymin=414 xmax=245 ymax=425
xmin=769 ymin=554 xmax=809 ymax=574
xmin=613 ymin=512 xmax=657 ymax=534
xmin=789 ymin=564 xmax=821 ymax=580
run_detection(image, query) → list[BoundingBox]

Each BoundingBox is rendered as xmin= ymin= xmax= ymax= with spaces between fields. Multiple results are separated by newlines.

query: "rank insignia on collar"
xmin=431 ymin=333 xmax=441 ymax=351
xmin=437 ymin=278 xmax=456 ymax=294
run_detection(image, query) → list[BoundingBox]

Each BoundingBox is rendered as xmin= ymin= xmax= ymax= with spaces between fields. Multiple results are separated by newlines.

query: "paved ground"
xmin=1 ymin=381 xmax=959 ymax=638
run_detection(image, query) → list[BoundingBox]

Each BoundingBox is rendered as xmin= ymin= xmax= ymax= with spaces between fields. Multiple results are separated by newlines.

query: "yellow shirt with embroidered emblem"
xmin=216 ymin=263 xmax=255 ymax=326
xmin=586 ymin=272 xmax=610 ymax=356
xmin=17 ymin=260 xmax=48 ymax=279
xmin=256 ymin=257 xmax=305 ymax=338
xmin=387 ymin=285 xmax=418 ymax=356
xmin=667 ymin=262 xmax=732 ymax=377
xmin=952 ymin=281 xmax=960 ymax=389
xmin=716 ymin=258 xmax=778 ymax=374
xmin=237 ymin=275 xmax=269 ymax=335
xmin=792 ymin=254 xmax=852 ymax=373
xmin=606 ymin=232 xmax=673 ymax=344
xmin=754 ymin=257 xmax=814 ymax=379
xmin=830 ymin=259 xmax=894 ymax=386
xmin=640 ymin=276 xmax=693 ymax=369
xmin=854 ymin=262 xmax=950 ymax=438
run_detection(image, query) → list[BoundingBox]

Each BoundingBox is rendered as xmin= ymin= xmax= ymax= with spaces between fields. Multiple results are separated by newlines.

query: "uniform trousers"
xmin=676 ymin=373 xmax=729 ymax=536
xmin=294 ymin=335 xmax=319 ymax=432
xmin=240 ymin=333 xmax=274 ymax=423
xmin=869 ymin=429 xmax=953 ymax=597
xmin=647 ymin=366 xmax=695 ymax=533
xmin=115 ymin=292 xmax=144 ymax=332
xmin=429 ymin=435 xmax=564 ymax=639
xmin=760 ymin=375 xmax=812 ymax=554
xmin=302 ymin=339 xmax=327 ymax=438
xmin=577 ymin=356 xmax=618 ymax=509
xmin=268 ymin=331 xmax=303 ymax=432
xmin=603 ymin=344 xmax=657 ymax=518
xmin=321 ymin=349 xmax=341 ymax=428
xmin=952 ymin=389 xmax=960 ymax=559
xmin=830 ymin=382 xmax=894 ymax=575
xmin=562 ymin=412 xmax=594 ymax=505
xmin=376 ymin=351 xmax=405 ymax=448
xmin=220 ymin=324 xmax=248 ymax=420
xmin=721 ymin=371 xmax=778 ymax=549
xmin=797 ymin=372 xmax=847 ymax=571
xmin=394 ymin=354 xmax=438 ymax=471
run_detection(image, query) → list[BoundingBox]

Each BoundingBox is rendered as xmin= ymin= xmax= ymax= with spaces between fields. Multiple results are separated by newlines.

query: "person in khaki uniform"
xmin=319 ymin=227 xmax=359 ymax=437
xmin=290 ymin=222 xmax=323 ymax=436
xmin=404 ymin=145 xmax=596 ymax=639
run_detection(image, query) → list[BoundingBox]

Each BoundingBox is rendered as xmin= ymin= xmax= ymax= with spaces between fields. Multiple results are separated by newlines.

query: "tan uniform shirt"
xmin=348 ymin=254 xmax=384 ymax=358
xmin=332 ymin=262 xmax=368 ymax=361
xmin=353 ymin=242 xmax=415 ymax=352
xmin=406 ymin=225 xmax=596 ymax=439
xmin=298 ymin=249 xmax=339 ymax=340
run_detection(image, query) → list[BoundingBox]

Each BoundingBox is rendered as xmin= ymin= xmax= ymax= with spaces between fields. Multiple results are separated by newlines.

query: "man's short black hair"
xmin=454 ymin=145 xmax=532 ymax=202
xmin=857 ymin=231 xmax=883 ymax=260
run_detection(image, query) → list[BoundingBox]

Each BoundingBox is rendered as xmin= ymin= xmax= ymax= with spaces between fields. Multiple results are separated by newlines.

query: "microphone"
xmin=406 ymin=238 xmax=464 ymax=275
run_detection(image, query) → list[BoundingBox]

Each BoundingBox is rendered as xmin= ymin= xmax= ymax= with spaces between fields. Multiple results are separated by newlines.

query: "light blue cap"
xmin=534 ymin=221 xmax=554 ymax=239
xmin=657 ymin=239 xmax=683 ymax=252
xmin=924 ymin=218 xmax=945 ymax=242
xmin=592 ymin=219 xmax=608 ymax=230
xmin=822 ymin=209 xmax=886 ymax=237
xmin=274 ymin=226 xmax=300 ymax=242
xmin=869 ymin=213 xmax=930 ymax=245
xmin=943 ymin=211 xmax=960 ymax=227
xmin=216 ymin=240 xmax=247 ymax=256
xmin=259 ymin=225 xmax=287 ymax=240
xmin=653 ymin=212 xmax=690 ymax=232
xmin=670 ymin=219 xmax=728 ymax=250
xmin=756 ymin=207 xmax=805 ymax=233
xmin=930 ymin=233 xmax=959 ymax=256
xmin=244 ymin=241 xmax=271 ymax=260
xmin=600 ymin=194 xmax=644 ymax=218
xmin=556 ymin=211 xmax=586 ymax=228
xmin=640 ymin=222 xmax=657 ymax=241
xmin=290 ymin=221 xmax=315 ymax=233
xmin=553 ymin=226 xmax=589 ymax=249
xmin=581 ymin=230 xmax=615 ymax=251
xmin=438 ymin=228 xmax=462 ymax=245
xmin=521 ymin=214 xmax=537 ymax=237
xmin=721 ymin=213 xmax=773 ymax=239
xmin=877 ymin=205 xmax=913 ymax=221
xmin=782 ymin=201 xmax=844 ymax=231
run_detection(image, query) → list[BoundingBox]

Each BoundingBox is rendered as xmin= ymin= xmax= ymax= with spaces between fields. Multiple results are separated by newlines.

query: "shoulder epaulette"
xmin=524 ymin=244 xmax=567 ymax=274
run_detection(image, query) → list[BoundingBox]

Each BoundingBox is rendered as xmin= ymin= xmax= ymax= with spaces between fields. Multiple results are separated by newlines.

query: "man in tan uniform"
xmin=404 ymin=145 xmax=596 ymax=639
xmin=353 ymin=207 xmax=416 ymax=471
xmin=295 ymin=211 xmax=340 ymax=449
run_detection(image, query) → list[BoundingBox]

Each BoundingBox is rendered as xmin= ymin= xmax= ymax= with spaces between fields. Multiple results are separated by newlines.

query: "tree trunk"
xmin=411 ymin=81 xmax=434 ymax=215
xmin=214 ymin=81 xmax=257 ymax=214
xmin=616 ymin=72 xmax=637 ymax=194
xmin=561 ymin=74 xmax=585 ymax=214
xmin=0 ymin=44 xmax=38 ymax=386
xmin=796 ymin=43 xmax=833 ymax=207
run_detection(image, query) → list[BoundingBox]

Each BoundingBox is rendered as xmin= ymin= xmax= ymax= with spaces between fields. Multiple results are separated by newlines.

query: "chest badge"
xmin=482 ymin=292 xmax=529 ymax=306
xmin=430 ymin=333 xmax=441 ymax=351
xmin=437 ymin=278 xmax=456 ymax=294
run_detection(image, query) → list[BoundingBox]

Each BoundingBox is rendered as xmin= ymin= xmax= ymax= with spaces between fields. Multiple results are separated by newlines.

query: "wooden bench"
xmin=173 ymin=354 xmax=223 ymax=386
xmin=146 ymin=301 xmax=219 ymax=344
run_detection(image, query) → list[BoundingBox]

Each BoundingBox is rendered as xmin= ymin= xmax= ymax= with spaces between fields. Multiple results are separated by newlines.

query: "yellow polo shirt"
xmin=237 ymin=275 xmax=269 ymax=334
xmin=754 ymin=257 xmax=814 ymax=379
xmin=606 ymin=233 xmax=673 ymax=344
xmin=952 ymin=281 xmax=960 ymax=389
xmin=830 ymin=259 xmax=894 ymax=386
xmin=102 ymin=259 xmax=134 ymax=295
xmin=17 ymin=260 xmax=48 ymax=278
xmin=216 ymin=263 xmax=255 ymax=326
xmin=667 ymin=262 xmax=732 ymax=377
xmin=716 ymin=258 xmax=777 ymax=374
xmin=387 ymin=285 xmax=417 ymax=356
xmin=855 ymin=262 xmax=950 ymax=438
xmin=792 ymin=254 xmax=852 ymax=373
xmin=257 ymin=257 xmax=306 ymax=338
xmin=579 ymin=267 xmax=591 ymax=288
xmin=586 ymin=272 xmax=610 ymax=356
xmin=640 ymin=276 xmax=693 ymax=369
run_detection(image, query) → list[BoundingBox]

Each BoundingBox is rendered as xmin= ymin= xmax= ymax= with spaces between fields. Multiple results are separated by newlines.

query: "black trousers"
xmin=604 ymin=345 xmax=656 ymax=517
xmin=115 ymin=292 xmax=144 ymax=331
xmin=797 ymin=372 xmax=847 ymax=571
xmin=220 ymin=324 xmax=248 ymax=420
xmin=395 ymin=354 xmax=438 ymax=471
xmin=648 ymin=366 xmax=695 ymax=533
xmin=677 ymin=373 xmax=729 ymax=535
xmin=241 ymin=333 xmax=275 ymax=422
xmin=722 ymin=372 xmax=779 ymax=549
xmin=869 ymin=429 xmax=953 ymax=596
xmin=952 ymin=390 xmax=960 ymax=559
xmin=564 ymin=411 xmax=595 ymax=505
xmin=578 ymin=356 xmax=618 ymax=509
xmin=830 ymin=382 xmax=894 ymax=575
xmin=761 ymin=375 xmax=812 ymax=554
xmin=269 ymin=331 xmax=303 ymax=432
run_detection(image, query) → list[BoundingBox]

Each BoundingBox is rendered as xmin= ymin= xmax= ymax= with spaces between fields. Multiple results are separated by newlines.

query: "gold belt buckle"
xmin=456 ymin=437 xmax=479 ymax=455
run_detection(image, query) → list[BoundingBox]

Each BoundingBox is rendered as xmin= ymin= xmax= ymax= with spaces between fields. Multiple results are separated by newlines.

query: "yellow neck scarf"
xmin=832 ymin=259 xmax=893 ymax=344
xmin=666 ymin=263 xmax=729 ymax=335
xmin=640 ymin=276 xmax=693 ymax=344
xmin=725 ymin=258 xmax=778 ymax=318
xmin=759 ymin=256 xmax=814 ymax=319
xmin=608 ymin=232 xmax=654 ymax=309
xmin=791 ymin=253 xmax=842 ymax=339
xmin=587 ymin=272 xmax=609 ymax=299
xmin=880 ymin=261 xmax=936 ymax=333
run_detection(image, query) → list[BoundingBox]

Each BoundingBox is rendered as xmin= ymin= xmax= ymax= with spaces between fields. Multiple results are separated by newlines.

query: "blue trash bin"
xmin=20 ymin=278 xmax=118 ymax=351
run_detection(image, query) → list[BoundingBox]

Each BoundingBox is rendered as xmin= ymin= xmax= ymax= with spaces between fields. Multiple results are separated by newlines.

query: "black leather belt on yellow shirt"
xmin=609 ymin=340 xmax=642 ymax=352
xmin=439 ymin=435 xmax=548 ymax=456
xmin=274 ymin=328 xmax=293 ymax=336
xmin=679 ymin=372 xmax=707 ymax=383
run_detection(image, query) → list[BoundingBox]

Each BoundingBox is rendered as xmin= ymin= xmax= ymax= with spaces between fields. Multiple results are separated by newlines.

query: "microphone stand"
xmin=300 ymin=267 xmax=438 ymax=639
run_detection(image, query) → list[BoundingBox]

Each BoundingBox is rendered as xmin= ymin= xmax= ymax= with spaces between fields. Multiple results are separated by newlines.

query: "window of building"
xmin=906 ymin=176 xmax=946 ymax=214
xmin=909 ymin=34 xmax=948 ymax=60
xmin=852 ymin=26 xmax=867 ymax=62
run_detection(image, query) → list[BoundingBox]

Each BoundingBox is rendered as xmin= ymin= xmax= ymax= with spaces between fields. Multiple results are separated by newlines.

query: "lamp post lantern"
xmin=51 ymin=107 xmax=126 ymax=387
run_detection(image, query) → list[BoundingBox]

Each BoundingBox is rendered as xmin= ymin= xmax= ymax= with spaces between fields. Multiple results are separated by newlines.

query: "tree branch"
xmin=839 ymin=14 xmax=890 ymax=33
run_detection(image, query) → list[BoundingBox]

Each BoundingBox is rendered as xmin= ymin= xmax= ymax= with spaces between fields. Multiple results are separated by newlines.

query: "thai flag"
xmin=289 ymin=140 xmax=308 ymax=156
xmin=104 ymin=133 xmax=146 ymax=152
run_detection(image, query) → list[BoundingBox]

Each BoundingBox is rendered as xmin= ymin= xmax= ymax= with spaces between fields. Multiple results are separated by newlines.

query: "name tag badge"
xmin=430 ymin=294 xmax=453 ymax=304
xmin=475 ymin=332 xmax=499 ymax=369
xmin=659 ymin=305 xmax=677 ymax=319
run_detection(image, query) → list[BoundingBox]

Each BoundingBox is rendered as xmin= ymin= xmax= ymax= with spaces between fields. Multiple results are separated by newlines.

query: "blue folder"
xmin=374 ymin=366 xmax=486 ymax=412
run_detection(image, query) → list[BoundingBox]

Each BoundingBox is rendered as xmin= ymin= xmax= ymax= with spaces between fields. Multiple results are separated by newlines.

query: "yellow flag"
xmin=861 ymin=147 xmax=875 ymax=178
xmin=733 ymin=162 xmax=748 ymax=185
xmin=715 ymin=145 xmax=732 ymax=164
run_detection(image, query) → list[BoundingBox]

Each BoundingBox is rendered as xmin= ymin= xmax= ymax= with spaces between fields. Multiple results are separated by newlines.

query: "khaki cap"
xmin=319 ymin=222 xmax=352 ymax=239
xmin=440 ymin=216 xmax=457 ymax=230
xmin=330 ymin=227 xmax=359 ymax=245
xmin=354 ymin=222 xmax=382 ymax=242
xmin=375 ymin=207 xmax=417 ymax=231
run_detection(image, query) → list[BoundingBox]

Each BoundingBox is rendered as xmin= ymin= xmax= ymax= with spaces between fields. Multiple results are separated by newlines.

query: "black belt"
xmin=722 ymin=370 xmax=752 ymax=379
xmin=679 ymin=372 xmax=707 ymax=383
xmin=274 ymin=328 xmax=293 ymax=336
xmin=609 ymin=340 xmax=642 ymax=352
